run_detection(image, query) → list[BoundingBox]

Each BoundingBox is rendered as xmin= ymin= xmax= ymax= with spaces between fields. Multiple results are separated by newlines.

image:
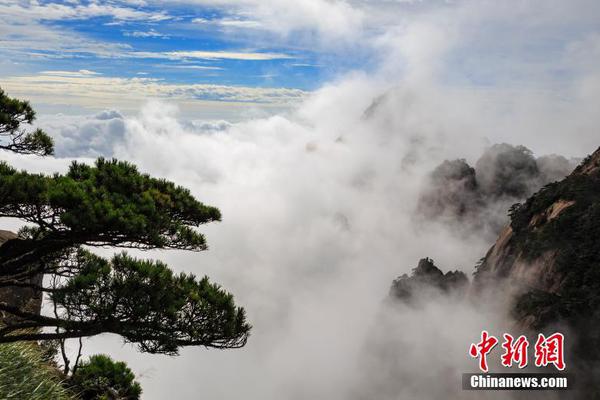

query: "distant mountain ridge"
xmin=417 ymin=143 xmax=579 ymax=238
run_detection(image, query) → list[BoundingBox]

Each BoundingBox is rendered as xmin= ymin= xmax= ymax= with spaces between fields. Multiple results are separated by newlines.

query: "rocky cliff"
xmin=0 ymin=230 xmax=17 ymax=245
xmin=473 ymin=146 xmax=600 ymax=330
xmin=390 ymin=147 xmax=600 ymax=396
xmin=0 ymin=231 xmax=43 ymax=323
xmin=471 ymin=147 xmax=600 ymax=395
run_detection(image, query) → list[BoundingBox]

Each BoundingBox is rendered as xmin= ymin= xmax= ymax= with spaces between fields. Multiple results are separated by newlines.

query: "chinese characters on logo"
xmin=534 ymin=333 xmax=565 ymax=370
xmin=469 ymin=331 xmax=565 ymax=372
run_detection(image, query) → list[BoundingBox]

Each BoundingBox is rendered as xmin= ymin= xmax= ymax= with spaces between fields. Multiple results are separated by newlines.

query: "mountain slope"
xmin=472 ymin=147 xmax=600 ymax=396
xmin=474 ymin=146 xmax=600 ymax=329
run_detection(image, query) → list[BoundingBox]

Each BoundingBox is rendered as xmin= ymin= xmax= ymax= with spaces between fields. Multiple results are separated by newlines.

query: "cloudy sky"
xmin=0 ymin=0 xmax=372 ymax=116
xmin=2 ymin=1 xmax=600 ymax=399
xmin=1 ymin=0 xmax=598 ymax=121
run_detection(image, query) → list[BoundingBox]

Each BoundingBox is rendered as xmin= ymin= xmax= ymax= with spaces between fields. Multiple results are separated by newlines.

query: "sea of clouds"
xmin=2 ymin=1 xmax=600 ymax=399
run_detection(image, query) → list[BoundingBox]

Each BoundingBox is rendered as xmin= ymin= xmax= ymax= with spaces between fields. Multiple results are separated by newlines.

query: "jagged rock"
xmin=390 ymin=258 xmax=468 ymax=303
xmin=417 ymin=159 xmax=482 ymax=219
xmin=474 ymin=143 xmax=540 ymax=199
xmin=416 ymin=144 xmax=578 ymax=237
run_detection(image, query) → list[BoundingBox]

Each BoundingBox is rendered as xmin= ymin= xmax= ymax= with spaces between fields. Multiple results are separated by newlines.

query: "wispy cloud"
xmin=0 ymin=15 xmax=132 ymax=60
xmin=131 ymin=50 xmax=293 ymax=61
xmin=216 ymin=19 xmax=263 ymax=29
xmin=0 ymin=73 xmax=306 ymax=108
xmin=289 ymin=63 xmax=322 ymax=68
xmin=168 ymin=65 xmax=224 ymax=70
xmin=193 ymin=17 xmax=264 ymax=29
xmin=40 ymin=69 xmax=102 ymax=77
xmin=176 ymin=0 xmax=364 ymax=39
xmin=124 ymin=29 xmax=170 ymax=39
xmin=0 ymin=1 xmax=170 ymax=22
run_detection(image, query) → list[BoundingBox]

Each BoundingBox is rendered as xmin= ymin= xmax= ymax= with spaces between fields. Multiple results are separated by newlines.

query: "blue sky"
xmin=0 ymin=0 xmax=381 ymax=116
xmin=19 ymin=4 xmax=349 ymax=89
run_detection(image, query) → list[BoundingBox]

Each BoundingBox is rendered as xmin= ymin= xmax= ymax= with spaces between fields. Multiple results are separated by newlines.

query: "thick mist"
xmin=416 ymin=143 xmax=579 ymax=241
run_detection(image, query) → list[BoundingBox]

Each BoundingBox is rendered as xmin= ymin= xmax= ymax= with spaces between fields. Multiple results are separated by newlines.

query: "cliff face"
xmin=471 ymin=147 xmax=600 ymax=388
xmin=386 ymin=147 xmax=600 ymax=397
xmin=0 ymin=231 xmax=43 ymax=322
xmin=473 ymin=146 xmax=600 ymax=328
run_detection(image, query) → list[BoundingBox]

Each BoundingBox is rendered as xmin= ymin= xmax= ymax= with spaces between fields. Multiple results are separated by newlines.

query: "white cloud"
xmin=0 ymin=12 xmax=132 ymax=60
xmin=39 ymin=110 xmax=126 ymax=157
xmin=36 ymin=108 xmax=236 ymax=158
xmin=193 ymin=16 xmax=264 ymax=29
xmin=131 ymin=50 xmax=293 ymax=61
xmin=40 ymin=69 xmax=101 ymax=77
xmin=375 ymin=18 xmax=458 ymax=83
xmin=168 ymin=65 xmax=223 ymax=70
xmin=0 ymin=1 xmax=170 ymax=22
xmin=3 ymin=2 xmax=600 ymax=400
xmin=0 ymin=1 xmax=168 ymax=61
xmin=124 ymin=29 xmax=170 ymax=39
xmin=0 ymin=73 xmax=306 ymax=112
xmin=216 ymin=18 xmax=264 ymax=29
xmin=41 ymin=62 xmax=598 ymax=398
xmin=170 ymin=0 xmax=365 ymax=40
xmin=14 ymin=75 xmax=508 ymax=398
xmin=290 ymin=63 xmax=322 ymax=68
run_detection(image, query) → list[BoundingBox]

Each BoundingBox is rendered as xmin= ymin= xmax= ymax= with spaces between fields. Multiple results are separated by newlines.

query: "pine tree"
xmin=0 ymin=89 xmax=250 ymax=355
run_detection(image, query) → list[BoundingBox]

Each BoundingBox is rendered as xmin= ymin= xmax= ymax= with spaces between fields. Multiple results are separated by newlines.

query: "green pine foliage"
xmin=50 ymin=251 xmax=250 ymax=354
xmin=505 ymin=149 xmax=600 ymax=364
xmin=0 ymin=89 xmax=250 ymax=356
xmin=508 ymin=162 xmax=600 ymax=320
xmin=69 ymin=355 xmax=141 ymax=400
xmin=0 ymin=89 xmax=53 ymax=156
xmin=0 ymin=158 xmax=220 ymax=250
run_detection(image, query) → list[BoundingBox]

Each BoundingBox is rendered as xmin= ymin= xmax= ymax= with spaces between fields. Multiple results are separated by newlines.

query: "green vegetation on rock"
xmin=507 ymin=150 xmax=600 ymax=331
xmin=69 ymin=355 xmax=141 ymax=400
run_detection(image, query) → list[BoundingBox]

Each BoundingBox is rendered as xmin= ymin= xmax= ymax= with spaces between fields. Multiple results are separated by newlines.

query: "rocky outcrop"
xmin=416 ymin=143 xmax=579 ymax=237
xmin=0 ymin=230 xmax=17 ymax=244
xmin=0 ymin=231 xmax=43 ymax=323
xmin=417 ymin=159 xmax=482 ymax=220
xmin=390 ymin=258 xmax=468 ymax=303
xmin=572 ymin=148 xmax=600 ymax=176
